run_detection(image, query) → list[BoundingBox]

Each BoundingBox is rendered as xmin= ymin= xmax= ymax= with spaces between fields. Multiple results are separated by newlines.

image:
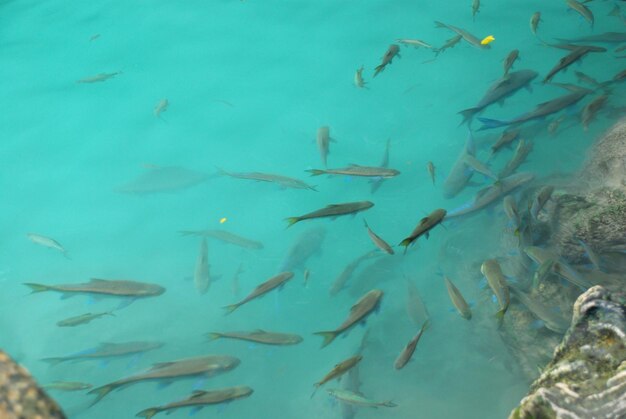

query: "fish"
xmin=24 ymin=278 xmax=165 ymax=299
xmin=363 ymin=220 xmax=394 ymax=255
xmin=223 ymin=272 xmax=293 ymax=314
xmin=509 ymin=285 xmax=569 ymax=334
xmin=426 ymin=161 xmax=436 ymax=185
xmin=373 ymin=44 xmax=400 ymax=77
xmin=329 ymin=250 xmax=380 ymax=296
xmin=396 ymin=39 xmax=433 ymax=49
xmin=491 ymin=129 xmax=520 ymax=155
xmin=303 ymin=269 xmax=311 ymax=286
xmin=206 ymin=330 xmax=302 ymax=345
xmin=41 ymin=341 xmax=164 ymax=365
xmin=530 ymin=12 xmax=541 ymax=36
xmin=530 ymin=186 xmax=554 ymax=219
xmin=217 ymin=168 xmax=317 ymax=191
xmin=556 ymin=32 xmax=626 ymax=44
xmin=232 ymin=263 xmax=243 ymax=295
xmin=354 ymin=66 xmax=367 ymax=88
xmin=280 ymin=227 xmax=326 ymax=271
xmin=613 ymin=69 xmax=626 ymax=82
xmin=394 ymin=320 xmax=429 ymax=370
xmin=285 ymin=201 xmax=374 ymax=227
xmin=406 ymin=277 xmax=430 ymax=326
xmin=370 ymin=139 xmax=391 ymax=194
xmin=447 ymin=172 xmax=535 ymax=218
xmin=26 ymin=233 xmax=69 ymax=258
xmin=56 ymin=311 xmax=114 ymax=327
xmin=478 ymin=88 xmax=593 ymax=130
xmin=523 ymin=246 xmax=590 ymax=289
xmin=116 ymin=166 xmax=215 ymax=194
xmin=575 ymin=71 xmax=603 ymax=88
xmin=154 ymin=99 xmax=168 ymax=118
xmin=136 ymin=386 xmax=253 ymax=419
xmin=581 ymin=94 xmax=608 ymax=130
xmin=472 ymin=0 xmax=480 ymax=21
xmin=463 ymin=154 xmax=497 ymax=180
xmin=399 ymin=209 xmax=447 ymax=252
xmin=312 ymin=355 xmax=363 ymax=397
xmin=327 ymin=389 xmax=397 ymax=408
xmin=317 ymin=126 xmax=333 ymax=167
xmin=88 ymin=355 xmax=240 ymax=405
xmin=89 ymin=34 xmax=100 ymax=41
xmin=444 ymin=276 xmax=472 ymax=320
xmin=533 ymin=259 xmax=555 ymax=288
xmin=194 ymin=238 xmax=210 ymax=295
xmin=443 ymin=132 xmax=475 ymax=198
xmin=307 ymin=165 xmax=400 ymax=178
xmin=543 ymin=46 xmax=605 ymax=84
xmin=481 ymin=259 xmax=510 ymax=320
xmin=503 ymin=195 xmax=520 ymax=230
xmin=503 ymin=49 xmax=519 ymax=76
xmin=42 ymin=381 xmax=92 ymax=392
xmin=566 ymin=0 xmax=594 ymax=27
xmin=458 ymin=70 xmax=538 ymax=124
xmin=433 ymin=35 xmax=462 ymax=56
xmin=435 ymin=21 xmax=489 ymax=49
xmin=77 ymin=72 xmax=121 ymax=83
xmin=179 ymin=229 xmax=264 ymax=250
xmin=498 ymin=139 xmax=533 ymax=178
xmin=577 ymin=239 xmax=604 ymax=271
xmin=314 ymin=289 xmax=383 ymax=348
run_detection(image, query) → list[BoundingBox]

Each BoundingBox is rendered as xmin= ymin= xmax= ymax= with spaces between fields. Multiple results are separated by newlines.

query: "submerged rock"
xmin=509 ymin=286 xmax=626 ymax=419
xmin=0 ymin=350 xmax=66 ymax=418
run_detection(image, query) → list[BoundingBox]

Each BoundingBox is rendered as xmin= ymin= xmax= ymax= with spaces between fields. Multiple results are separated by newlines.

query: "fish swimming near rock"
xmin=399 ymin=209 xmax=447 ymax=252
xmin=307 ymin=165 xmax=400 ymax=178
xmin=363 ymin=220 xmax=394 ymax=255
xmin=444 ymin=276 xmax=472 ymax=320
xmin=314 ymin=289 xmax=383 ymax=348
xmin=435 ymin=21 xmax=489 ymax=49
xmin=116 ymin=166 xmax=215 ymax=194
xmin=523 ymin=246 xmax=591 ymax=289
xmin=394 ymin=320 xmax=429 ymax=370
xmin=285 ymin=201 xmax=374 ymax=227
xmin=88 ymin=355 xmax=240 ymax=405
xmin=42 ymin=341 xmax=163 ymax=366
xmin=373 ymin=44 xmax=400 ymax=77
xmin=26 ymin=233 xmax=69 ymax=258
xmin=443 ymin=132 xmax=475 ymax=198
xmin=509 ymin=285 xmax=569 ymax=334
xmin=206 ymin=330 xmax=302 ymax=345
xmin=223 ymin=272 xmax=293 ymax=314
xmin=280 ymin=227 xmax=326 ymax=271
xmin=312 ymin=355 xmax=363 ymax=397
xmin=481 ymin=259 xmax=510 ymax=320
xmin=179 ymin=229 xmax=264 ymax=250
xmin=194 ymin=238 xmax=210 ymax=295
xmin=136 ymin=386 xmax=253 ymax=419
xmin=56 ymin=311 xmax=114 ymax=327
xmin=217 ymin=168 xmax=317 ymax=191
xmin=327 ymin=389 xmax=397 ymax=408
xmin=25 ymin=278 xmax=165 ymax=299
xmin=498 ymin=139 xmax=533 ymax=178
xmin=530 ymin=186 xmax=554 ymax=219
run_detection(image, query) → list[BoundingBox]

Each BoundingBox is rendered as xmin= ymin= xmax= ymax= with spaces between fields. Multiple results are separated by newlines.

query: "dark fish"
xmin=312 ymin=355 xmax=362 ymax=397
xmin=543 ymin=46 xmax=605 ymax=83
xmin=42 ymin=381 xmax=92 ymax=392
xmin=503 ymin=49 xmax=519 ymax=75
xmin=530 ymin=186 xmax=554 ymax=219
xmin=280 ymin=227 xmax=326 ymax=271
xmin=530 ymin=12 xmax=541 ymax=36
xmin=426 ymin=161 xmax=436 ymax=185
xmin=399 ymin=209 xmax=447 ymax=252
xmin=285 ymin=201 xmax=374 ymax=227
xmin=207 ymin=330 xmax=302 ymax=345
xmin=56 ymin=311 xmax=114 ymax=327
xmin=394 ymin=320 xmax=429 ymax=370
xmin=24 ymin=278 xmax=165 ymax=299
xmin=77 ymin=72 xmax=120 ymax=83
xmin=329 ymin=250 xmax=380 ymax=296
xmin=41 ymin=341 xmax=163 ymax=365
xmin=179 ymin=229 xmax=264 ymax=250
xmin=223 ymin=272 xmax=293 ymax=314
xmin=373 ymin=45 xmax=400 ymax=77
xmin=566 ymin=0 xmax=594 ymax=27
xmin=581 ymin=94 xmax=608 ymax=130
xmin=443 ymin=132 xmax=475 ymax=198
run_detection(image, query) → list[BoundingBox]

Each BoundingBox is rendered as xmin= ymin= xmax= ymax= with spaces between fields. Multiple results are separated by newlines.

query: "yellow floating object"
xmin=481 ymin=35 xmax=495 ymax=45
xmin=220 ymin=217 xmax=227 ymax=224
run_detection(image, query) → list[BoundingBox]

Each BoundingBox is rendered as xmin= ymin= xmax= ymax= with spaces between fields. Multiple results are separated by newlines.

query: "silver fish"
xmin=510 ymin=285 xmax=569 ymax=334
xmin=530 ymin=186 xmax=554 ymax=219
xmin=481 ymin=259 xmax=510 ymax=320
xmin=307 ymin=165 xmax=400 ymax=178
xmin=581 ymin=94 xmax=608 ymax=131
xmin=354 ymin=66 xmax=367 ymax=88
xmin=444 ymin=276 xmax=471 ymax=320
xmin=543 ymin=46 xmax=605 ymax=83
xmin=463 ymin=154 xmax=497 ymax=180
xmin=223 ymin=272 xmax=294 ymax=314
xmin=27 ymin=233 xmax=69 ymax=258
xmin=566 ymin=0 xmax=594 ymax=27
xmin=394 ymin=320 xmax=429 ymax=369
xmin=503 ymin=49 xmax=519 ymax=75
xmin=327 ymin=389 xmax=397 ymax=408
xmin=218 ymin=168 xmax=317 ymax=191
xmin=286 ymin=202 xmax=374 ymax=227
xmin=435 ymin=21 xmax=489 ymax=49
xmin=491 ymin=129 xmax=520 ymax=155
xmin=317 ymin=126 xmax=333 ymax=167
xmin=363 ymin=220 xmax=394 ymax=255
xmin=77 ymin=72 xmax=121 ymax=83
xmin=443 ymin=132 xmax=475 ymax=198
xmin=433 ymin=35 xmax=462 ymax=56
xmin=530 ymin=12 xmax=541 ymax=36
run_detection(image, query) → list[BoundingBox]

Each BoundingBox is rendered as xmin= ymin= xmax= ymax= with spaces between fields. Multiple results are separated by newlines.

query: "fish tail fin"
xmin=310 ymin=384 xmax=320 ymax=399
xmin=206 ymin=332 xmax=221 ymax=342
xmin=458 ymin=108 xmax=480 ymax=125
xmin=306 ymin=169 xmax=326 ymax=176
xmin=373 ymin=64 xmax=385 ymax=77
xmin=399 ymin=239 xmax=412 ymax=254
xmin=285 ymin=217 xmax=300 ymax=228
xmin=313 ymin=331 xmax=337 ymax=348
xmin=222 ymin=304 xmax=239 ymax=315
xmin=88 ymin=384 xmax=115 ymax=406
xmin=363 ymin=219 xmax=369 ymax=228
xmin=24 ymin=283 xmax=50 ymax=293
xmin=495 ymin=306 xmax=508 ymax=323
xmin=383 ymin=401 xmax=398 ymax=408
xmin=135 ymin=407 xmax=159 ymax=419
xmin=40 ymin=357 xmax=64 ymax=366
xmin=477 ymin=117 xmax=509 ymax=130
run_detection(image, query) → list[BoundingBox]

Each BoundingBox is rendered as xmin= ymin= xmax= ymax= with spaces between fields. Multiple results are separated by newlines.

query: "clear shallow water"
xmin=1 ymin=0 xmax=625 ymax=418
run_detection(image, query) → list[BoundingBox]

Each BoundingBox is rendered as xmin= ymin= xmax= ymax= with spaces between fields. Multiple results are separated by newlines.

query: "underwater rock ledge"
xmin=0 ymin=350 xmax=65 ymax=418
xmin=509 ymin=286 xmax=626 ymax=419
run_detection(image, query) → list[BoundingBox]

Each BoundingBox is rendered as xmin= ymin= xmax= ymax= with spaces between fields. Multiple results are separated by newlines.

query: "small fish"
xmin=89 ymin=34 xmax=100 ymax=41
xmin=373 ymin=44 xmax=400 ymax=77
xmin=523 ymin=246 xmax=590 ymax=289
xmin=566 ymin=0 xmax=594 ymax=27
xmin=481 ymin=35 xmax=495 ymax=46
xmin=194 ymin=238 xmax=210 ymax=295
xmin=326 ymin=389 xmax=397 ymax=408
xmin=57 ymin=311 xmax=114 ymax=327
xmin=363 ymin=220 xmax=394 ymax=255
xmin=530 ymin=12 xmax=541 ymax=36
xmin=548 ymin=116 xmax=565 ymax=135
xmin=463 ymin=154 xmax=497 ymax=180
xmin=491 ymin=129 xmax=520 ymax=155
xmin=503 ymin=49 xmax=520 ymax=76
xmin=354 ymin=66 xmax=367 ymax=88
xmin=481 ymin=259 xmax=510 ymax=320
xmin=231 ymin=263 xmax=244 ymax=296
xmin=312 ymin=355 xmax=363 ymax=397
xmin=329 ymin=250 xmax=380 ymax=296
xmin=575 ymin=71 xmax=602 ymax=88
xmin=77 ymin=72 xmax=121 ymax=83
xmin=396 ymin=39 xmax=433 ymax=49
xmin=42 ymin=381 xmax=92 ymax=392
xmin=27 ymin=233 xmax=69 ymax=258
xmin=498 ymin=139 xmax=533 ymax=178
xmin=613 ymin=69 xmax=626 ymax=82
xmin=427 ymin=161 xmax=436 ymax=185
xmin=543 ymin=46 xmax=605 ymax=84
xmin=509 ymin=285 xmax=569 ymax=334
xmin=285 ymin=201 xmax=374 ymax=227
xmin=433 ymin=35 xmax=462 ymax=56
xmin=581 ymin=95 xmax=608 ymax=131
xmin=218 ymin=168 xmax=317 ymax=191
xmin=136 ymin=386 xmax=253 ymax=419
xmin=207 ymin=330 xmax=302 ymax=345
xmin=314 ymin=289 xmax=383 ymax=348
xmin=42 ymin=341 xmax=163 ymax=365
xmin=307 ymin=165 xmax=400 ymax=178
xmin=303 ymin=269 xmax=311 ymax=286
xmin=223 ymin=272 xmax=293 ymax=314
xmin=24 ymin=278 xmax=165 ymax=299
xmin=399 ymin=209 xmax=447 ymax=252
xmin=444 ymin=276 xmax=472 ymax=320
xmin=154 ymin=99 xmax=168 ymax=118
xmin=530 ymin=186 xmax=554 ymax=219
xmin=435 ymin=21 xmax=490 ymax=49
xmin=472 ymin=0 xmax=480 ymax=21
xmin=577 ymin=239 xmax=604 ymax=271
xmin=179 ymin=229 xmax=263 ymax=250
xmin=405 ymin=277 xmax=430 ymax=326
xmin=394 ymin=320 xmax=429 ymax=370
xmin=280 ymin=227 xmax=326 ymax=271
xmin=317 ymin=126 xmax=334 ymax=167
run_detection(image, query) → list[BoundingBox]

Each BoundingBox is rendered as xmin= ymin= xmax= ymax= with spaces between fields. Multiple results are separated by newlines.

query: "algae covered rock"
xmin=0 ymin=350 xmax=65 ymax=419
xmin=509 ymin=286 xmax=626 ymax=419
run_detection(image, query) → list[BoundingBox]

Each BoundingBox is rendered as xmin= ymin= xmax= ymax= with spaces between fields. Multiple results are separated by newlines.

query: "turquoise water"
xmin=1 ymin=0 xmax=625 ymax=418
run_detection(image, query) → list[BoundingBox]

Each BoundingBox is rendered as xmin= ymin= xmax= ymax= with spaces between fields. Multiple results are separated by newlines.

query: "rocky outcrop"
xmin=0 ymin=350 xmax=65 ymax=419
xmin=509 ymin=286 xmax=626 ymax=419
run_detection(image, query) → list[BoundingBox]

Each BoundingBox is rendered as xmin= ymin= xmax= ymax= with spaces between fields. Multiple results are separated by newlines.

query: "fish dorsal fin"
xmin=419 ymin=216 xmax=429 ymax=224
xmin=190 ymin=390 xmax=207 ymax=399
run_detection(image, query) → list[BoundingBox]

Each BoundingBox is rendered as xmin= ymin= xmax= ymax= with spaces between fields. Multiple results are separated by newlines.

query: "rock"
xmin=509 ymin=286 xmax=626 ymax=419
xmin=0 ymin=350 xmax=66 ymax=418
